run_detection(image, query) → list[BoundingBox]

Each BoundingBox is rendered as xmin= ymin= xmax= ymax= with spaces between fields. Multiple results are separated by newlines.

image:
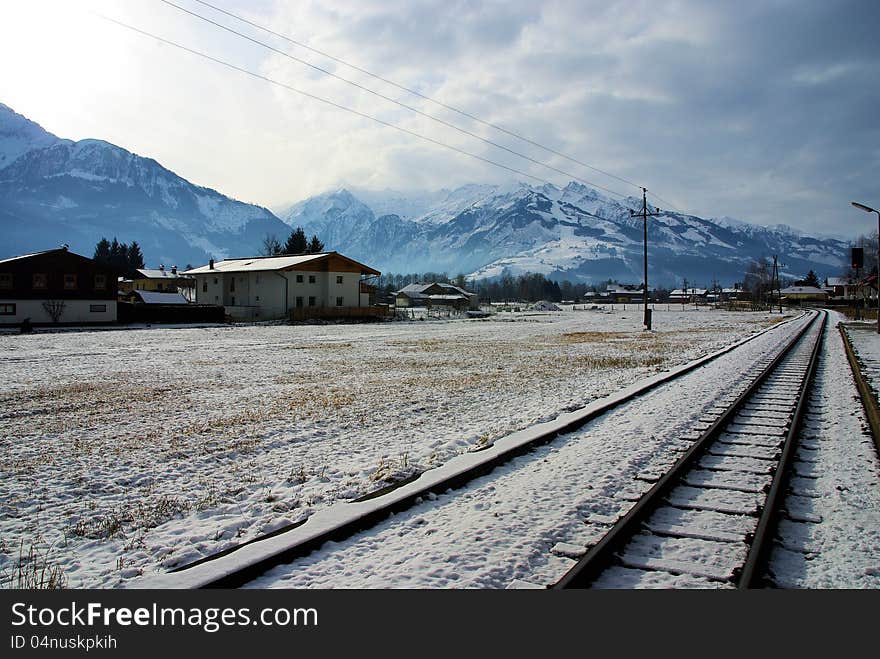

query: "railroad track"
xmin=137 ymin=311 xmax=813 ymax=589
xmin=839 ymin=324 xmax=880 ymax=455
xmin=554 ymin=309 xmax=826 ymax=589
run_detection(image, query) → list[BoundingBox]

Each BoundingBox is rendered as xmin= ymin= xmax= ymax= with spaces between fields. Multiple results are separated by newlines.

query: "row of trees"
xmin=376 ymin=270 xmax=590 ymax=303
xmin=261 ymin=228 xmax=324 ymax=256
xmin=93 ymin=237 xmax=145 ymax=270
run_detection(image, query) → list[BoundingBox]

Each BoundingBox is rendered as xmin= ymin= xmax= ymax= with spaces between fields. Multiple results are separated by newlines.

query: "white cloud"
xmin=0 ymin=0 xmax=877 ymax=238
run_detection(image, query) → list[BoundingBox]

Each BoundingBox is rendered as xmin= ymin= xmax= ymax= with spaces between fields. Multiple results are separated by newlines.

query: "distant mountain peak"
xmin=0 ymin=103 xmax=289 ymax=266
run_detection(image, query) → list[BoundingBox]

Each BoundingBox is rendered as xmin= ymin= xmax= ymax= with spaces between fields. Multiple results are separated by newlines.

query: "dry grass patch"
xmin=559 ymin=331 xmax=632 ymax=343
xmin=1 ymin=541 xmax=67 ymax=589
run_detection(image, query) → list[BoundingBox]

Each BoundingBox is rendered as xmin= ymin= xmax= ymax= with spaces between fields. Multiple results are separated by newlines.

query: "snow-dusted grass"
xmin=0 ymin=308 xmax=782 ymax=588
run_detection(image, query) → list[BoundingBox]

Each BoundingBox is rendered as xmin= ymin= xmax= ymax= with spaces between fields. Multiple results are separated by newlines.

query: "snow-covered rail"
xmin=135 ymin=311 xmax=813 ymax=589
xmin=555 ymin=310 xmax=826 ymax=589
xmin=839 ymin=324 xmax=880 ymax=456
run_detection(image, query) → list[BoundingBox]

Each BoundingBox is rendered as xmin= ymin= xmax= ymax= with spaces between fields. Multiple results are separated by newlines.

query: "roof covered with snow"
xmin=136 ymin=268 xmax=189 ymax=279
xmin=129 ymin=291 xmax=189 ymax=304
xmin=186 ymin=252 xmax=379 ymax=275
xmin=780 ymin=286 xmax=828 ymax=295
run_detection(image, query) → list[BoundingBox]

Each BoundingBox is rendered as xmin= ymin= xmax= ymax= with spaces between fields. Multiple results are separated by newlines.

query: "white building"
xmin=186 ymin=252 xmax=380 ymax=321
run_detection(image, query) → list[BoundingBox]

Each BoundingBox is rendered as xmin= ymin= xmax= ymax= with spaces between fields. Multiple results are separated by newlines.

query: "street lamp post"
xmin=851 ymin=201 xmax=880 ymax=334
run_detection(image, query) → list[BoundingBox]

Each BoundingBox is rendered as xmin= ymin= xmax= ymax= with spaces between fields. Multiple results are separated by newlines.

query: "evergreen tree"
xmin=117 ymin=243 xmax=129 ymax=269
xmin=94 ymin=237 xmax=111 ymax=262
xmin=109 ymin=238 xmax=121 ymax=265
xmin=127 ymin=241 xmax=145 ymax=269
xmin=283 ymin=227 xmax=308 ymax=254
xmin=803 ymin=270 xmax=820 ymax=287
xmin=307 ymin=235 xmax=325 ymax=253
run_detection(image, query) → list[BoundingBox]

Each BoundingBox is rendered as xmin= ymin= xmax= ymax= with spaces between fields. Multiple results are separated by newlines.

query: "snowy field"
xmin=0 ymin=308 xmax=784 ymax=588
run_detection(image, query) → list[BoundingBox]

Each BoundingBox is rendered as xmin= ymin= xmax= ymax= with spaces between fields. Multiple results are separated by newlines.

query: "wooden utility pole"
xmin=772 ymin=255 xmax=782 ymax=313
xmin=631 ymin=188 xmax=660 ymax=330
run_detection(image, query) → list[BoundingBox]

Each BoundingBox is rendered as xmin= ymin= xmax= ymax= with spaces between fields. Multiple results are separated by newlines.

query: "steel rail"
xmin=554 ymin=310 xmax=822 ymax=589
xmin=151 ymin=312 xmax=808 ymax=588
xmin=736 ymin=310 xmax=827 ymax=587
xmin=839 ymin=324 xmax=880 ymax=457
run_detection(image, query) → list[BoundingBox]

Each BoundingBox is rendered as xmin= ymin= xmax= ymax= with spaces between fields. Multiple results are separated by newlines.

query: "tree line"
xmin=93 ymin=237 xmax=145 ymax=270
xmin=261 ymin=227 xmax=324 ymax=256
xmin=376 ymin=270 xmax=605 ymax=302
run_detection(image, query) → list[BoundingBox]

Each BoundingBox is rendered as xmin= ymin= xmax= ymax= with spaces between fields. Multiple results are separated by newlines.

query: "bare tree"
xmin=743 ymin=257 xmax=773 ymax=308
xmin=42 ymin=300 xmax=66 ymax=323
xmin=260 ymin=234 xmax=282 ymax=256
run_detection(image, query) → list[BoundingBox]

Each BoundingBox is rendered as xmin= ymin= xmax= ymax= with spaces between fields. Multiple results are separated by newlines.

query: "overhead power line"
xmin=188 ymin=0 xmax=644 ymax=191
xmin=93 ymin=13 xmax=561 ymax=188
xmin=157 ymin=0 xmax=632 ymax=200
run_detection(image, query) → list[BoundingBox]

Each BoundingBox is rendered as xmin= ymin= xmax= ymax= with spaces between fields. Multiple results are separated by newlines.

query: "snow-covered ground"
xmin=243 ymin=312 xmax=811 ymax=589
xmin=769 ymin=312 xmax=880 ymax=587
xmin=0 ymin=308 xmax=784 ymax=588
xmin=845 ymin=322 xmax=880 ymax=399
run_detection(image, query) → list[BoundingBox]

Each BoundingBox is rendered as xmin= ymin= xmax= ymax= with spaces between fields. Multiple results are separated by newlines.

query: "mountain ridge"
xmin=0 ymin=103 xmax=848 ymax=285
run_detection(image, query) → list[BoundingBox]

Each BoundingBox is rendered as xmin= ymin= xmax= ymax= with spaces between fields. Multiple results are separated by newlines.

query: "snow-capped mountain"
xmin=0 ymin=103 xmax=849 ymax=284
xmin=280 ymin=182 xmax=849 ymax=286
xmin=0 ymin=103 xmax=289 ymax=267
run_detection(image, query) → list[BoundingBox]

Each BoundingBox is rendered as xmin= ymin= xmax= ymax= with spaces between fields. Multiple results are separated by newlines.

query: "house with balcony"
xmin=185 ymin=252 xmax=381 ymax=321
xmin=0 ymin=247 xmax=120 ymax=326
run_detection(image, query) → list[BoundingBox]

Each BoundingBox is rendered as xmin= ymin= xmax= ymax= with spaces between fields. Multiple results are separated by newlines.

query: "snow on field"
xmin=769 ymin=312 xmax=880 ymax=587
xmin=845 ymin=322 xmax=880 ymax=399
xmin=0 ymin=309 xmax=783 ymax=588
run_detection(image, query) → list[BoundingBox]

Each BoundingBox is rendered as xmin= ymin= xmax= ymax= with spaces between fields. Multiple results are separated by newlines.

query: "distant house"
xmin=669 ymin=288 xmax=708 ymax=303
xmin=825 ymin=277 xmax=854 ymax=299
xmin=186 ymin=252 xmax=380 ymax=321
xmin=0 ymin=247 xmax=119 ymax=326
xmin=395 ymin=282 xmax=479 ymax=310
xmin=779 ymin=285 xmax=828 ymax=301
xmin=118 ymin=265 xmax=195 ymax=298
xmin=720 ymin=286 xmax=743 ymax=301
xmin=606 ymin=283 xmax=645 ymax=303
xmin=121 ymin=290 xmax=189 ymax=305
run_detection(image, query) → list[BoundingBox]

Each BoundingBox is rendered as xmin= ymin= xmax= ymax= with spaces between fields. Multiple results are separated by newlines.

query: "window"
xmin=0 ymin=273 xmax=12 ymax=289
xmin=0 ymin=303 xmax=15 ymax=315
xmin=213 ymin=277 xmax=218 ymax=285
xmin=89 ymin=304 xmax=107 ymax=313
xmin=336 ymin=296 xmax=344 ymax=307
xmin=93 ymin=274 xmax=106 ymax=290
xmin=230 ymin=277 xmax=235 ymax=292
xmin=32 ymin=273 xmax=47 ymax=289
xmin=296 ymin=274 xmax=304 ymax=283
xmin=231 ymin=296 xmax=236 ymax=306
xmin=157 ymin=282 xmax=164 ymax=291
xmin=336 ymin=276 xmax=343 ymax=284
xmin=255 ymin=295 xmax=260 ymax=302
xmin=308 ymin=296 xmax=316 ymax=307
xmin=63 ymin=274 xmax=77 ymax=290
xmin=202 ymin=281 xmax=208 ymax=293
xmin=295 ymin=296 xmax=303 ymax=308
xmin=308 ymin=275 xmax=316 ymax=283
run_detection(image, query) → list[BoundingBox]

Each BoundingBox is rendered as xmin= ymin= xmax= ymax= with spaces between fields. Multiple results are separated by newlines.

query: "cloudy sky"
xmin=1 ymin=0 xmax=878 ymax=238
